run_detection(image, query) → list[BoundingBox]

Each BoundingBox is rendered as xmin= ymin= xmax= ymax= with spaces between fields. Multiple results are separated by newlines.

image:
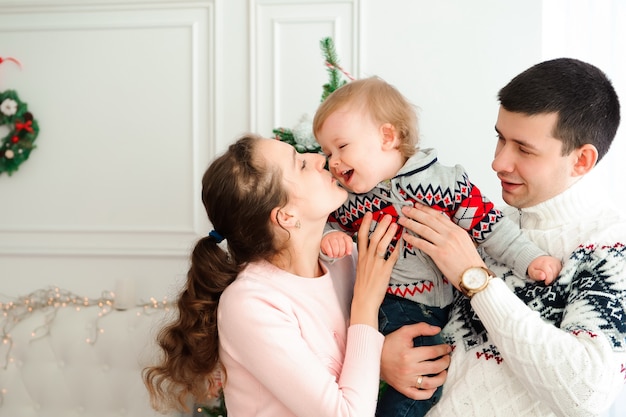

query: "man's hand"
xmin=398 ymin=204 xmax=486 ymax=289
xmin=381 ymin=323 xmax=451 ymax=400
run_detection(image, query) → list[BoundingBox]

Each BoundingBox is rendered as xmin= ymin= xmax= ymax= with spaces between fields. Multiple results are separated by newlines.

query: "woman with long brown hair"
xmin=143 ymin=134 xmax=400 ymax=416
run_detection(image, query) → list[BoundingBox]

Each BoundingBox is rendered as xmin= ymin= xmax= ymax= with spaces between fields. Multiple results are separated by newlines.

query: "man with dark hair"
xmin=381 ymin=58 xmax=626 ymax=416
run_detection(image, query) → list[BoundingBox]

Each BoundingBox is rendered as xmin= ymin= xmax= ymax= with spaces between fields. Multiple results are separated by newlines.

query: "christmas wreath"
xmin=0 ymin=89 xmax=40 ymax=176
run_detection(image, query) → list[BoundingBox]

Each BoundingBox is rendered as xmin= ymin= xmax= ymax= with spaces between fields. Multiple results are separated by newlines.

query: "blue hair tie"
xmin=208 ymin=230 xmax=224 ymax=243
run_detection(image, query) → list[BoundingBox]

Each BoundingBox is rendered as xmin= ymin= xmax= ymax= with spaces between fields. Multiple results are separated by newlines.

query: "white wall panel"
xmin=251 ymin=0 xmax=359 ymax=137
xmin=0 ymin=3 xmax=215 ymax=258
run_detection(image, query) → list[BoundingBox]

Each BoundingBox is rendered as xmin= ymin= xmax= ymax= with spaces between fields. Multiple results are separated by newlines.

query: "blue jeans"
xmin=376 ymin=293 xmax=449 ymax=417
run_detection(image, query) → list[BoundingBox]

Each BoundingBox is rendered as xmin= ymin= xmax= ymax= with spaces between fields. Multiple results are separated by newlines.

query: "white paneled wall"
xmin=0 ymin=0 xmax=624 ymax=415
xmin=0 ymin=0 xmax=216 ymax=300
xmin=251 ymin=0 xmax=358 ymax=134
xmin=0 ymin=1 xmax=217 ymax=415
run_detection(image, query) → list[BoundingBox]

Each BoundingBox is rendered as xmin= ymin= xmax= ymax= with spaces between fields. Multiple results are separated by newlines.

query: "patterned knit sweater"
xmin=427 ymin=174 xmax=626 ymax=417
xmin=327 ymin=148 xmax=547 ymax=307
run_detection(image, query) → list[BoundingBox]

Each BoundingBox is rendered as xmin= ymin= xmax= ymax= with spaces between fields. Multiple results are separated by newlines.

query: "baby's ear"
xmin=380 ymin=123 xmax=399 ymax=149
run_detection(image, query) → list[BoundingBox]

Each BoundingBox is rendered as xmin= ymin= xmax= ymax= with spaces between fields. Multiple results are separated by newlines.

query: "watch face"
xmin=464 ymin=267 xmax=488 ymax=289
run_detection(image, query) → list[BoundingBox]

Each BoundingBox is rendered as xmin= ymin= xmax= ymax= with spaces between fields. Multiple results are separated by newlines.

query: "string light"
xmin=0 ymin=287 xmax=170 ymax=369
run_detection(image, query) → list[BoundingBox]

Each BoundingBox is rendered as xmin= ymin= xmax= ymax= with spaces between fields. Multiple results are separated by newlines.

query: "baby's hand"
xmin=321 ymin=231 xmax=353 ymax=258
xmin=527 ymin=255 xmax=562 ymax=285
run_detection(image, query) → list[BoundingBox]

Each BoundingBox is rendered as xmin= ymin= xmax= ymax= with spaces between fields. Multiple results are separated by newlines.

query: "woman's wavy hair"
xmin=143 ymin=134 xmax=288 ymax=412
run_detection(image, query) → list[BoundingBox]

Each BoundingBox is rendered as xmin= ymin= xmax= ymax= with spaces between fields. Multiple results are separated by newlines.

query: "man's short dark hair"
xmin=498 ymin=58 xmax=620 ymax=162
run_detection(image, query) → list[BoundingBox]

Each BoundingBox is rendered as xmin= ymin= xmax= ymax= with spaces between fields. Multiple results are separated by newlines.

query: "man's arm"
xmin=398 ymin=203 xmax=626 ymax=416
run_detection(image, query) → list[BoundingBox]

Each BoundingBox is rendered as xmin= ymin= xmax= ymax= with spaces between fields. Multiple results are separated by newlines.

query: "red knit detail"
xmin=476 ymin=347 xmax=504 ymax=364
xmin=457 ymin=183 xmax=495 ymax=230
xmin=571 ymin=329 xmax=598 ymax=338
xmin=386 ymin=281 xmax=434 ymax=297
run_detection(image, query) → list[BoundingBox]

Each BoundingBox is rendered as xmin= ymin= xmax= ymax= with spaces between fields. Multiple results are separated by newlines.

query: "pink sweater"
xmin=218 ymin=255 xmax=384 ymax=417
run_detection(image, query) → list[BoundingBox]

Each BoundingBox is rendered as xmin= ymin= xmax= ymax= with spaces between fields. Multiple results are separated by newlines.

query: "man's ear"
xmin=572 ymin=144 xmax=598 ymax=176
xmin=380 ymin=123 xmax=399 ymax=150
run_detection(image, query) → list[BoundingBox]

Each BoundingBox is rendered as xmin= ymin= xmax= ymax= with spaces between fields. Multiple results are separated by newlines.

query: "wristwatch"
xmin=459 ymin=266 xmax=495 ymax=298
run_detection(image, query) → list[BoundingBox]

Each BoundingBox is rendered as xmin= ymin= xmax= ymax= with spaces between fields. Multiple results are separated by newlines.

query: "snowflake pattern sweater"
xmin=327 ymin=148 xmax=547 ymax=307
xmin=427 ymin=174 xmax=626 ymax=417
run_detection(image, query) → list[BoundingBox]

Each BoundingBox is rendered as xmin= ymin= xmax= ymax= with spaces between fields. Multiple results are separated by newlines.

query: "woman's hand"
xmin=351 ymin=212 xmax=400 ymax=328
xmin=380 ymin=323 xmax=451 ymax=400
xmin=398 ymin=204 xmax=486 ymax=289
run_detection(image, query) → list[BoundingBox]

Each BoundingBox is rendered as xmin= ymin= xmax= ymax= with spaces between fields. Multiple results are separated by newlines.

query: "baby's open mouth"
xmin=340 ymin=169 xmax=353 ymax=183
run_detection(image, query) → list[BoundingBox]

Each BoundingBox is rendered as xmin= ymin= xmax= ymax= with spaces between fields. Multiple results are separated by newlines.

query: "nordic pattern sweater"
xmin=427 ymin=173 xmax=626 ymax=416
xmin=327 ymin=147 xmax=547 ymax=307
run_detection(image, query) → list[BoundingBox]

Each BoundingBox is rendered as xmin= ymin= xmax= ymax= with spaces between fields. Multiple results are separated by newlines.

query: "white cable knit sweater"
xmin=427 ymin=174 xmax=626 ymax=417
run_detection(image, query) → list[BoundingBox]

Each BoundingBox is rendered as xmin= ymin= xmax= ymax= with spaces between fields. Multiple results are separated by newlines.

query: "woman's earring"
xmin=295 ymin=220 xmax=301 ymax=229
